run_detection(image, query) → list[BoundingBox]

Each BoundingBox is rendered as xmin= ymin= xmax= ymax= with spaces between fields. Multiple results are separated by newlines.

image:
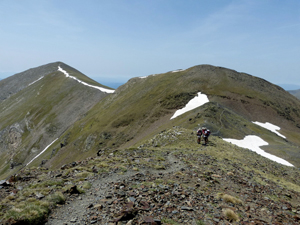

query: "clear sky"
xmin=1 ymin=0 xmax=299 ymax=89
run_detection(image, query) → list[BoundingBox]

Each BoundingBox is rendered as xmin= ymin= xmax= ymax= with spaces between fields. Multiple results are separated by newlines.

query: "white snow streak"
xmin=139 ymin=74 xmax=160 ymax=79
xmin=58 ymin=66 xmax=115 ymax=93
xmin=171 ymin=69 xmax=185 ymax=73
xmin=139 ymin=69 xmax=186 ymax=79
xmin=252 ymin=121 xmax=286 ymax=138
xmin=223 ymin=135 xmax=293 ymax=167
xmin=28 ymin=76 xmax=44 ymax=86
xmin=26 ymin=138 xmax=58 ymax=166
xmin=170 ymin=92 xmax=209 ymax=120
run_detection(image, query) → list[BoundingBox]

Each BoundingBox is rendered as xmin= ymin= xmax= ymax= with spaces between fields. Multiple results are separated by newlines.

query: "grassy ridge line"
xmin=57 ymin=62 xmax=114 ymax=90
xmin=43 ymin=65 xmax=300 ymax=170
xmin=0 ymin=63 xmax=112 ymax=179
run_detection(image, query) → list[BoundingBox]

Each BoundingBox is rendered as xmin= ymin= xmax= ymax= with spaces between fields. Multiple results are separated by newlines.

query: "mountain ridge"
xmin=30 ymin=64 xmax=300 ymax=170
xmin=0 ymin=62 xmax=300 ymax=224
xmin=0 ymin=62 xmax=114 ymax=179
xmin=289 ymin=89 xmax=300 ymax=100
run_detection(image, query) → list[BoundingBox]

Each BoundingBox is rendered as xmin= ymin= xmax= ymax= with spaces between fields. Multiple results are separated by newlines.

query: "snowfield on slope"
xmin=252 ymin=121 xmax=286 ymax=138
xmin=26 ymin=138 xmax=58 ymax=166
xmin=170 ymin=92 xmax=209 ymax=119
xmin=172 ymin=93 xmax=293 ymax=167
xmin=223 ymin=135 xmax=293 ymax=167
xmin=58 ymin=66 xmax=114 ymax=93
xmin=28 ymin=76 xmax=44 ymax=86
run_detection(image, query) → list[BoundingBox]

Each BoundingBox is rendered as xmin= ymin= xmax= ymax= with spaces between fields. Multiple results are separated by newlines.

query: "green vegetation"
xmin=1 ymin=63 xmax=300 ymax=223
xmin=0 ymin=127 xmax=299 ymax=224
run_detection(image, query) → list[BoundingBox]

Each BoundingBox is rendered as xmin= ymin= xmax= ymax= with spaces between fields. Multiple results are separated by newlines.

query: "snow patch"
xmin=28 ymin=76 xmax=44 ymax=86
xmin=139 ymin=68 xmax=186 ymax=79
xmin=170 ymin=92 xmax=209 ymax=120
xmin=58 ymin=66 xmax=115 ymax=93
xmin=223 ymin=135 xmax=293 ymax=167
xmin=26 ymin=138 xmax=58 ymax=166
xmin=139 ymin=74 xmax=159 ymax=79
xmin=252 ymin=121 xmax=286 ymax=138
xmin=171 ymin=69 xmax=185 ymax=73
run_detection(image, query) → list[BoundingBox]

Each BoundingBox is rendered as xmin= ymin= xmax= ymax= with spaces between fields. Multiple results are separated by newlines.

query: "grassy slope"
xmin=289 ymin=89 xmax=300 ymax=100
xmin=1 ymin=127 xmax=299 ymax=224
xmin=137 ymin=127 xmax=300 ymax=192
xmin=0 ymin=63 xmax=111 ymax=179
xmin=42 ymin=65 xmax=300 ymax=170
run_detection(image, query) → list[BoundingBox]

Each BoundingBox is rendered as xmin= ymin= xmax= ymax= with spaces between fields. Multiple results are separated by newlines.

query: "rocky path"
xmin=45 ymin=153 xmax=185 ymax=225
xmin=44 ymin=149 xmax=300 ymax=225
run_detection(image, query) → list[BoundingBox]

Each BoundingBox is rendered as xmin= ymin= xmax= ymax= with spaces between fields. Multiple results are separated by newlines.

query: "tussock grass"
xmin=75 ymin=171 xmax=93 ymax=178
xmin=82 ymin=182 xmax=92 ymax=189
xmin=154 ymin=179 xmax=164 ymax=184
xmin=156 ymin=156 xmax=165 ymax=161
xmin=132 ymin=167 xmax=139 ymax=171
xmin=217 ymin=193 xmax=243 ymax=205
xmin=223 ymin=208 xmax=239 ymax=222
xmin=97 ymin=162 xmax=109 ymax=168
xmin=161 ymin=218 xmax=180 ymax=224
xmin=154 ymin=164 xmax=166 ymax=170
xmin=30 ymin=180 xmax=64 ymax=189
xmin=47 ymin=192 xmax=65 ymax=205
xmin=3 ymin=201 xmax=50 ymax=224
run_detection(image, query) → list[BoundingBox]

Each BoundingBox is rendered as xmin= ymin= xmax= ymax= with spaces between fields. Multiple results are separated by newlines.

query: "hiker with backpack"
xmin=197 ymin=127 xmax=211 ymax=145
xmin=202 ymin=127 xmax=211 ymax=145
xmin=196 ymin=128 xmax=202 ymax=144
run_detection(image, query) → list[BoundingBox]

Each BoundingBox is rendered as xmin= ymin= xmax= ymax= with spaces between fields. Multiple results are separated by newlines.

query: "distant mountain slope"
xmin=42 ymin=65 xmax=300 ymax=169
xmin=0 ymin=62 xmax=114 ymax=179
xmin=289 ymin=89 xmax=300 ymax=100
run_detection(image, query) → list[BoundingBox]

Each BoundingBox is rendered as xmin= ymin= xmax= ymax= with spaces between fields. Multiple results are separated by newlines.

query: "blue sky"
xmin=1 ymin=0 xmax=299 ymax=89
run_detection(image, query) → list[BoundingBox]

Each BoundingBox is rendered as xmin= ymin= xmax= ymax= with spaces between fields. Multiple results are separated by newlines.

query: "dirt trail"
xmin=45 ymin=153 xmax=185 ymax=225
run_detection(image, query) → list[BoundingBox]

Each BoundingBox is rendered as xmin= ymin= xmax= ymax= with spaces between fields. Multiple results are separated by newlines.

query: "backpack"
xmin=197 ymin=129 xmax=202 ymax=136
xmin=202 ymin=129 xmax=210 ymax=137
xmin=206 ymin=129 xmax=211 ymax=137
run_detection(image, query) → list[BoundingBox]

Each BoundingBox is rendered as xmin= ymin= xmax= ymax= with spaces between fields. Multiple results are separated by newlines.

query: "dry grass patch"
xmin=174 ymin=171 xmax=185 ymax=176
xmin=132 ymin=167 xmax=139 ymax=171
xmin=223 ymin=208 xmax=239 ymax=222
xmin=156 ymin=156 xmax=165 ymax=161
xmin=3 ymin=201 xmax=50 ymax=224
xmin=217 ymin=193 xmax=242 ymax=204
xmin=75 ymin=171 xmax=93 ymax=178
xmin=154 ymin=164 xmax=166 ymax=170
xmin=47 ymin=191 xmax=65 ymax=205
xmin=82 ymin=181 xmax=92 ymax=189
xmin=97 ymin=162 xmax=109 ymax=168
xmin=30 ymin=179 xmax=64 ymax=189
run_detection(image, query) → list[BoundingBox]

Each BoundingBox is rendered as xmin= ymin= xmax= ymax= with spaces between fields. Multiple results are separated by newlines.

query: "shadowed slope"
xmin=0 ymin=62 xmax=113 ymax=179
xmin=289 ymin=89 xmax=300 ymax=100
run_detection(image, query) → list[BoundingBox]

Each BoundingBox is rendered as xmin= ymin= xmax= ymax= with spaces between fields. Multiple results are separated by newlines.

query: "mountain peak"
xmin=0 ymin=62 xmax=300 ymax=224
xmin=0 ymin=62 xmax=114 ymax=179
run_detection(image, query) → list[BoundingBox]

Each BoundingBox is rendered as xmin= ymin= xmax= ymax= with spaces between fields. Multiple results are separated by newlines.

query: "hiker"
xmin=196 ymin=128 xmax=202 ymax=144
xmin=202 ymin=127 xmax=211 ymax=145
